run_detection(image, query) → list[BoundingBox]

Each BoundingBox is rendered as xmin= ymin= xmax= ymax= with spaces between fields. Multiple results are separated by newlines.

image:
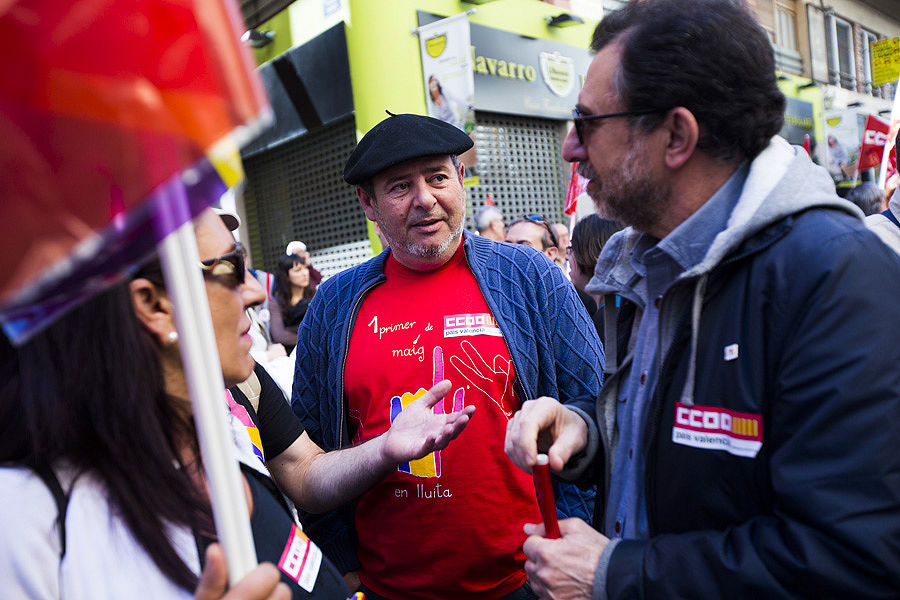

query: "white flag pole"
xmin=159 ymin=218 xmax=257 ymax=584
xmin=877 ymin=74 xmax=900 ymax=190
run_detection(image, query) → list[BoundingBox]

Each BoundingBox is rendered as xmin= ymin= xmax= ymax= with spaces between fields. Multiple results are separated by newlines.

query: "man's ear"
xmin=356 ymin=185 xmax=378 ymax=222
xmin=545 ymin=246 xmax=559 ymax=262
xmin=457 ymin=161 xmax=466 ymax=182
xmin=663 ymin=107 xmax=700 ymax=170
xmin=129 ymin=278 xmax=175 ymax=346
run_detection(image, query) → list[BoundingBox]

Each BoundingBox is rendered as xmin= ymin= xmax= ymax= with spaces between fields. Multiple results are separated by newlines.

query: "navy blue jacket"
xmin=586 ymin=139 xmax=900 ymax=599
xmin=292 ymin=230 xmax=604 ymax=573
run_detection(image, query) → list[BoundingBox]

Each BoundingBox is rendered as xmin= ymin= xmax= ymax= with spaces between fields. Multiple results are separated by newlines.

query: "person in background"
xmin=285 ymin=241 xmax=322 ymax=287
xmin=866 ymin=130 xmax=900 ymax=254
xmin=568 ymin=216 xmax=623 ymax=299
xmin=551 ymin=223 xmax=570 ymax=274
xmin=845 ymin=181 xmax=883 ymax=216
xmin=506 ymin=215 xmax=560 ymax=265
xmin=567 ymin=215 xmax=623 ymax=338
xmin=269 ymin=253 xmax=316 ymax=353
xmin=474 ymin=205 xmax=506 ymax=241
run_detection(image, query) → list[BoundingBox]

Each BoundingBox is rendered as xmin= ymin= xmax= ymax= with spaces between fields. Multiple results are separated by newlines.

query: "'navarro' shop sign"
xmin=418 ymin=11 xmax=593 ymax=120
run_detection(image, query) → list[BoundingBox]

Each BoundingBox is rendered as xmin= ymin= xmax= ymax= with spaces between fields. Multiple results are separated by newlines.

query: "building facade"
xmin=235 ymin=0 xmax=900 ymax=276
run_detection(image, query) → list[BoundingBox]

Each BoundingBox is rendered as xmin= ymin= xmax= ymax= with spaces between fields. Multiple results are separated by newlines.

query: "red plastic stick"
xmin=532 ymin=453 xmax=561 ymax=539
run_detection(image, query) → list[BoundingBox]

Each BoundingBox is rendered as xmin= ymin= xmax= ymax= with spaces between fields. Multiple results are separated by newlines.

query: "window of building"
xmin=826 ymin=14 xmax=855 ymax=90
xmin=808 ymin=5 xmax=829 ymax=82
xmin=773 ymin=0 xmax=802 ymax=74
xmin=775 ymin=0 xmax=798 ymax=51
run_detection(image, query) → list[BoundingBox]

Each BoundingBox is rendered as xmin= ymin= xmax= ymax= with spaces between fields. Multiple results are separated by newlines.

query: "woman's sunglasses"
xmin=199 ymin=242 xmax=247 ymax=288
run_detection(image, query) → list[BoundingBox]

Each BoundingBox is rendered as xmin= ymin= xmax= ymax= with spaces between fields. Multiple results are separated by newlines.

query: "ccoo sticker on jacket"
xmin=278 ymin=523 xmax=322 ymax=592
xmin=672 ymin=402 xmax=763 ymax=458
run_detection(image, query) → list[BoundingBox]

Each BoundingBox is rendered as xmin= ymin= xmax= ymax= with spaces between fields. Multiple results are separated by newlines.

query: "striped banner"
xmin=0 ymin=0 xmax=270 ymax=342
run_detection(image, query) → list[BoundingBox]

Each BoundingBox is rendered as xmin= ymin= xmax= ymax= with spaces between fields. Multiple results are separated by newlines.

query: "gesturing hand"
xmin=523 ymin=519 xmax=609 ymax=599
xmin=382 ymin=379 xmax=476 ymax=465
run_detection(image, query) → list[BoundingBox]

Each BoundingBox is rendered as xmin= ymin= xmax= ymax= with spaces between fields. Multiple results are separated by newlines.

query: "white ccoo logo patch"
xmin=723 ymin=343 xmax=739 ymax=362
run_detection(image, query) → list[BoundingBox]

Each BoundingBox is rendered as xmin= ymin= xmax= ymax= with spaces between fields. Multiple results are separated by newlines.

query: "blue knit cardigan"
xmin=291 ymin=230 xmax=604 ymax=572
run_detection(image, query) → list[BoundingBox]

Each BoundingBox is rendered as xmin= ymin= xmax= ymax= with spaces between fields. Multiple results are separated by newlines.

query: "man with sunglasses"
xmin=505 ymin=1 xmax=900 ymax=599
xmin=290 ymin=112 xmax=603 ymax=600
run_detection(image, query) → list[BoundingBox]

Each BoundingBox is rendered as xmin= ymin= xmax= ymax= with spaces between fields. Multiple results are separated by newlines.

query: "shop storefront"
xmin=238 ymin=1 xmax=598 ymax=276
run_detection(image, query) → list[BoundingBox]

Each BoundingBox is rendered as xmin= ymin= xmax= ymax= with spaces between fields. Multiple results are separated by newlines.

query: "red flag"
xmin=485 ymin=192 xmax=495 ymax=206
xmin=858 ymin=115 xmax=891 ymax=171
xmin=882 ymin=119 xmax=899 ymax=191
xmin=564 ymin=162 xmax=588 ymax=215
xmin=802 ymin=134 xmax=810 ymax=156
xmin=0 ymin=0 xmax=270 ymax=341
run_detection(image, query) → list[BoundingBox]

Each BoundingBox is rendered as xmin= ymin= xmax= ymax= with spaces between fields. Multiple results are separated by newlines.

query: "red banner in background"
xmin=0 ymin=0 xmax=270 ymax=341
xmin=564 ymin=162 xmax=588 ymax=215
xmin=858 ymin=115 xmax=891 ymax=171
xmin=883 ymin=119 xmax=899 ymax=189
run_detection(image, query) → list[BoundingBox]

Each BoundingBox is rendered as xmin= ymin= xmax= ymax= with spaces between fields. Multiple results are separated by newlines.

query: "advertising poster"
xmin=822 ymin=109 xmax=864 ymax=183
xmin=871 ymin=37 xmax=900 ymax=88
xmin=418 ymin=13 xmax=475 ymax=135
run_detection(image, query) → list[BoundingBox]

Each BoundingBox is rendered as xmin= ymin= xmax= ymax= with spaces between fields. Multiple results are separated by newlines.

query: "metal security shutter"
xmin=466 ymin=112 xmax=569 ymax=227
xmin=243 ymin=116 xmax=373 ymax=279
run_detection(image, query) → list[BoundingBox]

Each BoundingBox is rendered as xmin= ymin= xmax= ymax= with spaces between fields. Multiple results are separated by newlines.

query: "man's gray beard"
xmin=402 ymin=221 xmax=463 ymax=258
xmin=582 ymin=146 xmax=670 ymax=234
xmin=378 ymin=218 xmax=463 ymax=258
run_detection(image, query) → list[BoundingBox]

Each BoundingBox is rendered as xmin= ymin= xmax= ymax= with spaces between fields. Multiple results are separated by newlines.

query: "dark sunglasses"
xmin=199 ymin=242 xmax=247 ymax=287
xmin=571 ymin=106 xmax=665 ymax=145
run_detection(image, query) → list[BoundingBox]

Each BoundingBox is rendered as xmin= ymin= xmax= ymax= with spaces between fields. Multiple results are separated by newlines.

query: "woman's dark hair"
xmin=273 ymin=253 xmax=316 ymax=311
xmin=591 ymin=0 xmax=785 ymax=163
xmin=0 ymin=282 xmax=212 ymax=590
xmin=571 ymin=215 xmax=624 ymax=277
xmin=428 ymin=75 xmax=443 ymax=102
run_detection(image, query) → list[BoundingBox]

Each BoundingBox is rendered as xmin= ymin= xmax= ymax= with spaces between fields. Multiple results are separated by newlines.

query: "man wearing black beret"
xmin=291 ymin=112 xmax=604 ymax=599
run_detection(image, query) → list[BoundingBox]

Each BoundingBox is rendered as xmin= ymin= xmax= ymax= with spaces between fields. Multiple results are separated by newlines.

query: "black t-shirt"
xmin=243 ymin=465 xmax=351 ymax=599
xmin=222 ymin=365 xmax=348 ymax=599
xmin=230 ymin=363 xmax=304 ymax=459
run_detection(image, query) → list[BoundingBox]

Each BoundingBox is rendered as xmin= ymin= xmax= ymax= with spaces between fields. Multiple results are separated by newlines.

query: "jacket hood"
xmin=585 ymin=136 xmax=864 ymax=408
xmin=586 ymin=136 xmax=864 ymax=300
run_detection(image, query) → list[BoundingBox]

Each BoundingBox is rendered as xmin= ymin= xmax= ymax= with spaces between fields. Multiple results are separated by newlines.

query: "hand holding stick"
xmin=532 ymin=453 xmax=560 ymax=539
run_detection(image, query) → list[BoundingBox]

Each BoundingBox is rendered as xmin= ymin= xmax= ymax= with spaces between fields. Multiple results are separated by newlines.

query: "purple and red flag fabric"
xmin=0 ymin=0 xmax=270 ymax=343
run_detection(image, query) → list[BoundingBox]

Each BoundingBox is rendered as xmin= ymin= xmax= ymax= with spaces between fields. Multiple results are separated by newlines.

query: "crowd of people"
xmin=3 ymin=0 xmax=900 ymax=599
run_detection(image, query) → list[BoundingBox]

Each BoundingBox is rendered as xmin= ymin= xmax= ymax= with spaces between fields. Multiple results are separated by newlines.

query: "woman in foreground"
xmin=0 ymin=209 xmax=349 ymax=599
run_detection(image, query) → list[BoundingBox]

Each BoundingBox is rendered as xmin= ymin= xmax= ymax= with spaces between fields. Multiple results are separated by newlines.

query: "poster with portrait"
xmin=419 ymin=13 xmax=475 ymax=134
xmin=821 ymin=109 xmax=864 ymax=183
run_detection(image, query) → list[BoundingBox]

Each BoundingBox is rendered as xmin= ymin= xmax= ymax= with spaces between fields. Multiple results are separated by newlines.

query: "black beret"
xmin=343 ymin=112 xmax=474 ymax=185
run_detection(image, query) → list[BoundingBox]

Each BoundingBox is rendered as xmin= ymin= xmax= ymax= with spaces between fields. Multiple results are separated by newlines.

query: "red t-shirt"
xmin=344 ymin=243 xmax=540 ymax=599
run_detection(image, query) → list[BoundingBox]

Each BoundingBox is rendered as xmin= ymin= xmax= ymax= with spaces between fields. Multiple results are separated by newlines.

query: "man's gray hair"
xmin=474 ymin=205 xmax=504 ymax=233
